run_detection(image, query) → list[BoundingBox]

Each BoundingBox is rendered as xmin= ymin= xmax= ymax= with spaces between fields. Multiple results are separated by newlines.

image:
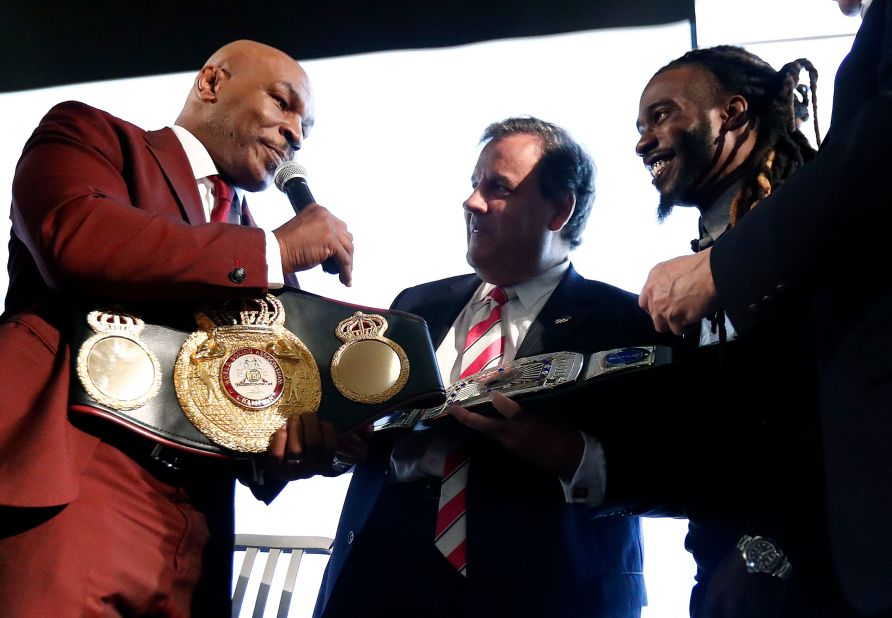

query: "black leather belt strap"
xmin=69 ymin=287 xmax=445 ymax=458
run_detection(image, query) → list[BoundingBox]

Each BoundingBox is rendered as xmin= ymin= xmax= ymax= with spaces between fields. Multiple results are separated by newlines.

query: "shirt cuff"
xmin=264 ymin=229 xmax=285 ymax=289
xmin=560 ymin=431 xmax=607 ymax=506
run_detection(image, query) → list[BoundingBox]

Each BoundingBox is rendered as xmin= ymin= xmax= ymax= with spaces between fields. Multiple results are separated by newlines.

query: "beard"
xmin=657 ymin=122 xmax=716 ymax=221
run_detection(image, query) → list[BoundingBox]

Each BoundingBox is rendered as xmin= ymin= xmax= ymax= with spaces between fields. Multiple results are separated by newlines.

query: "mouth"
xmin=467 ymin=219 xmax=490 ymax=236
xmin=261 ymin=141 xmax=287 ymax=168
xmin=645 ymin=153 xmax=673 ymax=185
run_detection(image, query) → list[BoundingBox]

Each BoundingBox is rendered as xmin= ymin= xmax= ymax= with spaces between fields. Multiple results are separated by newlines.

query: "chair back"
xmin=232 ymin=534 xmax=333 ymax=618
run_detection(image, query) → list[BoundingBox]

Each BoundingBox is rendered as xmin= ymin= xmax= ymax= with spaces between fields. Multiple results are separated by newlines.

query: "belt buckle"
xmin=150 ymin=443 xmax=183 ymax=472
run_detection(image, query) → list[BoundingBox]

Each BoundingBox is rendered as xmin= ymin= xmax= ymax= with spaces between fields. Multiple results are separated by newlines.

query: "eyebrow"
xmin=645 ymin=97 xmax=675 ymax=113
xmin=273 ymin=80 xmax=315 ymax=129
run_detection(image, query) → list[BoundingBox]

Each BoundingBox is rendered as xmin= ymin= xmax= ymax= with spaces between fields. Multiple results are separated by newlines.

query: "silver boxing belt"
xmin=374 ymin=345 xmax=673 ymax=431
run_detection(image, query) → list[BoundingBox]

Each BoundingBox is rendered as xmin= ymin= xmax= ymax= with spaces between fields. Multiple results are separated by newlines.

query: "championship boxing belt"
xmin=374 ymin=345 xmax=674 ymax=431
xmin=69 ymin=288 xmax=445 ymax=457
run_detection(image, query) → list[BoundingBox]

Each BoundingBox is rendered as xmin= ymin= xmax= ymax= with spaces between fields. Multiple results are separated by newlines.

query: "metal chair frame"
xmin=232 ymin=534 xmax=333 ymax=618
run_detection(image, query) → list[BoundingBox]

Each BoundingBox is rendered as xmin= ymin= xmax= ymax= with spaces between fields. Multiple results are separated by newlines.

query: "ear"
xmin=194 ymin=66 xmax=226 ymax=103
xmin=720 ymin=94 xmax=749 ymax=132
xmin=548 ymin=191 xmax=576 ymax=232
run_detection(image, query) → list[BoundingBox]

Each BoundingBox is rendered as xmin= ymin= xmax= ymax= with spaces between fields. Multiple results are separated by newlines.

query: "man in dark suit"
xmin=633 ymin=46 xmax=845 ymax=617
xmin=314 ymin=117 xmax=659 ymax=618
xmin=638 ymin=2 xmax=892 ymax=615
xmin=0 ymin=40 xmax=352 ymax=615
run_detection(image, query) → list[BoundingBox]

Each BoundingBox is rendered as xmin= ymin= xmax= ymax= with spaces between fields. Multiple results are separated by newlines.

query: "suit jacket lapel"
xmin=144 ymin=127 xmax=205 ymax=226
xmin=517 ymin=264 xmax=594 ymax=357
xmin=412 ymin=275 xmax=480 ymax=348
xmin=418 ymin=267 xmax=593 ymax=357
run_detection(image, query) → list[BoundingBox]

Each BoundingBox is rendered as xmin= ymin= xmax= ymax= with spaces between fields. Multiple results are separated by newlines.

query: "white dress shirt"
xmin=390 ymin=260 xmax=608 ymax=506
xmin=170 ymin=125 xmax=284 ymax=287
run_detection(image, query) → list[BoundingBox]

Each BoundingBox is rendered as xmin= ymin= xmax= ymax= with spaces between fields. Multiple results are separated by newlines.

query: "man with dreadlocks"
xmin=639 ymin=1 xmax=892 ymax=615
xmin=634 ymin=46 xmax=848 ymax=617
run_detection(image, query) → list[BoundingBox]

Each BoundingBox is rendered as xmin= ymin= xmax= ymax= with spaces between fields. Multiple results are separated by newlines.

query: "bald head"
xmin=177 ymin=40 xmax=314 ymax=191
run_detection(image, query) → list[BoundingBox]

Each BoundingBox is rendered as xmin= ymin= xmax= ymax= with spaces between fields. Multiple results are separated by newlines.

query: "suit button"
xmin=229 ymin=267 xmax=247 ymax=283
xmin=748 ymin=303 xmax=761 ymax=314
xmin=347 ymin=530 xmax=355 ymax=544
xmin=775 ymin=283 xmax=789 ymax=294
xmin=761 ymin=294 xmax=774 ymax=305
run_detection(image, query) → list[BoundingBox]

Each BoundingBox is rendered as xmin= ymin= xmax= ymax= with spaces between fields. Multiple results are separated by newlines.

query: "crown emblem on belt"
xmin=331 ymin=312 xmax=409 ymax=405
xmin=77 ymin=309 xmax=162 ymax=411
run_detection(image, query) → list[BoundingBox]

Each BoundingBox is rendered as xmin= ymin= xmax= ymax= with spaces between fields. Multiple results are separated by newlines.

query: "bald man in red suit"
xmin=0 ymin=40 xmax=354 ymax=615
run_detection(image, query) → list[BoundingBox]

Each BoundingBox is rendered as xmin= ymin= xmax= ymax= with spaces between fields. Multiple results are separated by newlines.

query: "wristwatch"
xmin=736 ymin=534 xmax=793 ymax=579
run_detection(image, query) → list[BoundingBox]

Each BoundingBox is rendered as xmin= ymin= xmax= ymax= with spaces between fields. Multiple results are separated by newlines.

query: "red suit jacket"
xmin=1 ymin=101 xmax=272 ymax=508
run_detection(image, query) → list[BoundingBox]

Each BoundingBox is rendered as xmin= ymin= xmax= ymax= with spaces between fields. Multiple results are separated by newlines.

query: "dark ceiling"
xmin=1 ymin=0 xmax=694 ymax=93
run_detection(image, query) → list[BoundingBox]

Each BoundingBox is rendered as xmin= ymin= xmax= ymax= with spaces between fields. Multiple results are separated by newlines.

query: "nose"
xmin=463 ymin=187 xmax=486 ymax=213
xmin=636 ymin=127 xmax=655 ymax=158
xmin=281 ymin=121 xmax=303 ymax=155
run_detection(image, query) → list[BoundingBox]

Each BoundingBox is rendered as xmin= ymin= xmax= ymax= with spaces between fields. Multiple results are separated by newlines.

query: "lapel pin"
xmin=554 ymin=315 xmax=572 ymax=325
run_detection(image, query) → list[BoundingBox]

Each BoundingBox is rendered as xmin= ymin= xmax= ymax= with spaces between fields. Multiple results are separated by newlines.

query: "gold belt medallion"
xmin=331 ymin=312 xmax=409 ymax=404
xmin=76 ymin=310 xmax=162 ymax=411
xmin=173 ymin=295 xmax=321 ymax=452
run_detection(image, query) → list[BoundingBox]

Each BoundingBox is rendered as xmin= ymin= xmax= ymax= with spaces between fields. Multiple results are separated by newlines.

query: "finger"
xmin=338 ymin=225 xmax=354 ymax=253
xmin=669 ymin=318 xmax=689 ymax=337
xmin=640 ymin=284 xmax=659 ymax=317
xmin=334 ymin=244 xmax=353 ymax=286
xmin=652 ymin=313 xmax=671 ymax=334
xmin=355 ymin=422 xmax=375 ymax=439
xmin=338 ymin=430 xmax=371 ymax=462
xmin=447 ymin=404 xmax=503 ymax=436
xmin=346 ymin=441 xmax=369 ymax=463
xmin=267 ymin=423 xmax=288 ymax=463
xmin=490 ymin=392 xmax=522 ymax=419
xmin=639 ymin=291 xmax=650 ymax=312
xmin=639 ymin=275 xmax=655 ymax=312
xmin=284 ymin=415 xmax=304 ymax=462
xmin=320 ymin=421 xmax=338 ymax=454
xmin=336 ymin=443 xmax=366 ymax=462
xmin=337 ymin=432 xmax=368 ymax=456
xmin=300 ymin=414 xmax=323 ymax=451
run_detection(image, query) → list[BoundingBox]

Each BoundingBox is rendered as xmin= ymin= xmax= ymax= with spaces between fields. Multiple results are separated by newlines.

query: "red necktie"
xmin=207 ymin=175 xmax=233 ymax=223
xmin=435 ymin=286 xmax=509 ymax=577
xmin=458 ymin=286 xmax=508 ymax=379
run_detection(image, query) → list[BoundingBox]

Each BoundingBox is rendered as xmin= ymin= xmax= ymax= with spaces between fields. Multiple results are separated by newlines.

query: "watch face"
xmin=745 ymin=538 xmax=781 ymax=572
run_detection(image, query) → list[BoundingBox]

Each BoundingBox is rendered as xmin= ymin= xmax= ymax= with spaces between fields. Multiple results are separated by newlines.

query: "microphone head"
xmin=274 ymin=161 xmax=309 ymax=192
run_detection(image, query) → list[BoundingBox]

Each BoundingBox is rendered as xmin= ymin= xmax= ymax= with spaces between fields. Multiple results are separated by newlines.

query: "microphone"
xmin=273 ymin=161 xmax=339 ymax=275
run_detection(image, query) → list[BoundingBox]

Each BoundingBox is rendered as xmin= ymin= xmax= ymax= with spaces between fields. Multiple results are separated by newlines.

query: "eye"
xmin=492 ymin=182 xmax=511 ymax=196
xmin=653 ymin=108 xmax=670 ymax=124
xmin=271 ymin=93 xmax=288 ymax=110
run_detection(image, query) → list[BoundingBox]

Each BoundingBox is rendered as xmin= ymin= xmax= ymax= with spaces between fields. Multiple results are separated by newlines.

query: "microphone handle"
xmin=283 ymin=178 xmax=340 ymax=275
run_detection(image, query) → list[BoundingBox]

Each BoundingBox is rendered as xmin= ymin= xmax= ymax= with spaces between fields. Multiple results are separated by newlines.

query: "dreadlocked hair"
xmin=658 ymin=45 xmax=820 ymax=224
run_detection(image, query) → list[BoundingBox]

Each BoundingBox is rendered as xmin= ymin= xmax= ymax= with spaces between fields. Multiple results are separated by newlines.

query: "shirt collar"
xmin=476 ymin=259 xmax=570 ymax=310
xmin=170 ymin=125 xmax=218 ymax=180
xmin=697 ymin=179 xmax=742 ymax=249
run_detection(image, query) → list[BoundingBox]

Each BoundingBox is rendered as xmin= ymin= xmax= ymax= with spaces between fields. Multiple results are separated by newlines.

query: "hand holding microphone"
xmin=272 ymin=161 xmax=353 ymax=286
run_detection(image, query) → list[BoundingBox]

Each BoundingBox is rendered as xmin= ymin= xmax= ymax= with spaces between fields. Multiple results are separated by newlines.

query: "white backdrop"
xmin=0 ymin=5 xmax=857 ymax=614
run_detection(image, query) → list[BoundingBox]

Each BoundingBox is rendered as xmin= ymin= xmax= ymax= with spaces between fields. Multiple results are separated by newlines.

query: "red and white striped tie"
xmin=435 ymin=286 xmax=509 ymax=576
xmin=458 ymin=286 xmax=509 ymax=380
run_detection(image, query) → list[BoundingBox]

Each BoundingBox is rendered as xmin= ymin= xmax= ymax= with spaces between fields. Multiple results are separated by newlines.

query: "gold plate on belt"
xmin=173 ymin=295 xmax=321 ymax=452
xmin=331 ymin=312 xmax=409 ymax=404
xmin=76 ymin=310 xmax=162 ymax=411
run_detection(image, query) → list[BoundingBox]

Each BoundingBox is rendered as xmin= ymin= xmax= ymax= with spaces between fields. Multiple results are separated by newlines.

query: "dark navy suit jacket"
xmin=314 ymin=265 xmax=661 ymax=618
xmin=709 ymin=1 xmax=892 ymax=612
